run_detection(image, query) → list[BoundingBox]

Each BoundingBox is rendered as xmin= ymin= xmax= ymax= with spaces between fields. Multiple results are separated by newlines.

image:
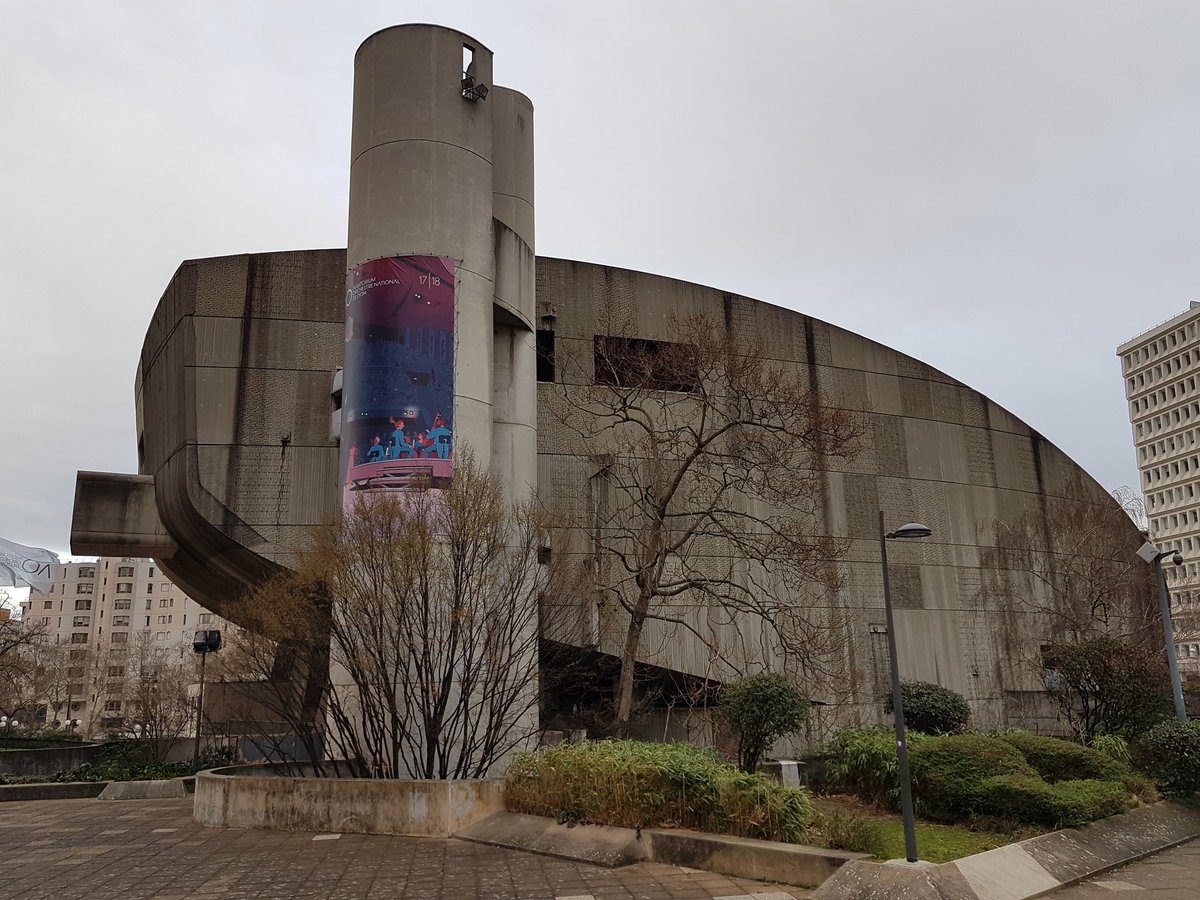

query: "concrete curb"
xmin=0 ymin=781 xmax=110 ymax=802
xmin=644 ymin=828 xmax=869 ymax=888
xmin=454 ymin=812 xmax=868 ymax=888
xmin=457 ymin=812 xmax=648 ymax=866
xmin=810 ymin=801 xmax=1200 ymax=900
xmin=98 ymin=778 xmax=190 ymax=800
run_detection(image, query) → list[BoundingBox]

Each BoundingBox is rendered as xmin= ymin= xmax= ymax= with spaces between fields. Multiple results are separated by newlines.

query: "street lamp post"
xmin=879 ymin=511 xmax=933 ymax=864
xmin=192 ymin=629 xmax=222 ymax=766
xmin=1137 ymin=541 xmax=1187 ymax=722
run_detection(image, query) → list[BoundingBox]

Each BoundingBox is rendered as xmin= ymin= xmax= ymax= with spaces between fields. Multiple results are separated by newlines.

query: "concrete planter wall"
xmin=193 ymin=762 xmax=503 ymax=836
xmin=0 ymin=742 xmax=105 ymax=777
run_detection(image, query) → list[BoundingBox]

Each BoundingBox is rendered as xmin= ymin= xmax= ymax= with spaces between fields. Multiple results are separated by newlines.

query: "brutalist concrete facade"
xmin=72 ymin=23 xmax=1153 ymax=734
xmin=73 ymin=249 xmax=1152 ymax=731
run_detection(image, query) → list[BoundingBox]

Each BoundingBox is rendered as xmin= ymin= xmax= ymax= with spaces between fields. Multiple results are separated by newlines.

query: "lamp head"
xmin=887 ymin=522 xmax=932 ymax=540
xmin=1173 ymin=551 xmax=1185 ymax=567
xmin=1137 ymin=541 xmax=1161 ymax=564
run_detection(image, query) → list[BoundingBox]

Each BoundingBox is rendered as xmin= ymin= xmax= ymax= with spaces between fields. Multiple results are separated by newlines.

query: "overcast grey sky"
xmin=2 ymin=1 xmax=1198 ymax=555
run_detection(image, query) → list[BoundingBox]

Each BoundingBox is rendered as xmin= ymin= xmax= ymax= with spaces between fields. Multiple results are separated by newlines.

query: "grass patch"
xmin=875 ymin=820 xmax=1011 ymax=863
xmin=812 ymin=796 xmax=1037 ymax=863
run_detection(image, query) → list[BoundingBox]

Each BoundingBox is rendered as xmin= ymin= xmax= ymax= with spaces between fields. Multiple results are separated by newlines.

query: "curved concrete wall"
xmin=119 ymin=250 xmax=344 ymax=616
xmin=194 ymin=763 xmax=502 ymax=836
xmin=533 ymin=257 xmax=1154 ymax=728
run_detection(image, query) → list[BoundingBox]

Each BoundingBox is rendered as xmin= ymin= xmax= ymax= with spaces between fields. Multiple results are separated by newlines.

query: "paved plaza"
xmin=0 ymin=798 xmax=808 ymax=900
xmin=11 ymin=796 xmax=1200 ymax=899
xmin=1051 ymin=835 xmax=1200 ymax=898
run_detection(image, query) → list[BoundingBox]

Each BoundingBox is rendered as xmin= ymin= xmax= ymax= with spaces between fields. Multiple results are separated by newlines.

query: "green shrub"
xmin=721 ymin=672 xmax=810 ymax=773
xmin=1135 ymin=719 xmax=1200 ymax=797
xmin=828 ymin=728 xmax=1144 ymax=828
xmin=817 ymin=811 xmax=885 ymax=855
xmin=974 ymin=775 xmax=1131 ymax=827
xmin=195 ymin=744 xmax=239 ymax=771
xmin=1043 ymin=638 xmax=1172 ymax=742
xmin=908 ymin=733 xmax=1037 ymax=822
xmin=885 ymin=681 xmax=971 ymax=735
xmin=1047 ymin=779 xmax=1134 ymax=826
xmin=503 ymin=740 xmax=816 ymax=843
xmin=975 ymin=774 xmax=1058 ymax=825
xmin=826 ymin=727 xmax=929 ymax=809
xmin=996 ymin=731 xmax=1128 ymax=783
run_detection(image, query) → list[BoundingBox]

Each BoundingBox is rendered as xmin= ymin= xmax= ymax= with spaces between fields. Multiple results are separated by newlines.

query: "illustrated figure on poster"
xmin=340 ymin=256 xmax=457 ymax=508
xmin=387 ymin=416 xmax=413 ymax=459
xmin=426 ymin=413 xmax=452 ymax=459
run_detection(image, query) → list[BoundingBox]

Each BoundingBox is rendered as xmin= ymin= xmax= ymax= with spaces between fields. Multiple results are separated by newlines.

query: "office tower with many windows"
xmin=1118 ymin=302 xmax=1200 ymax=671
xmin=18 ymin=557 xmax=230 ymax=733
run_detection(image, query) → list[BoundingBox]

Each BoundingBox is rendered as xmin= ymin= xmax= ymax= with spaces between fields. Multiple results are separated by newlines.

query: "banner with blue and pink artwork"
xmin=340 ymin=256 xmax=456 ymax=511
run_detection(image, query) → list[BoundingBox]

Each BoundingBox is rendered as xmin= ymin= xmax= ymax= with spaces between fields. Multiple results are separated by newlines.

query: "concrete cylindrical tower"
xmin=490 ymin=85 xmax=537 ymax=500
xmin=336 ymin=24 xmax=539 ymax=775
xmin=342 ymin=23 xmax=536 ymax=502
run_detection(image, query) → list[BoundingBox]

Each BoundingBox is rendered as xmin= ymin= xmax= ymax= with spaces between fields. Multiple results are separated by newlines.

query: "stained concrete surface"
xmin=1052 ymin=835 xmax=1200 ymax=898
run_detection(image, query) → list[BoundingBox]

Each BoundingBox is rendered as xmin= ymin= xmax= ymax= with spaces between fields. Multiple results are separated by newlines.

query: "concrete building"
xmin=18 ymin=557 xmax=230 ymax=734
xmin=72 ymin=24 xmax=1154 ymax=744
xmin=1118 ymin=303 xmax=1200 ymax=673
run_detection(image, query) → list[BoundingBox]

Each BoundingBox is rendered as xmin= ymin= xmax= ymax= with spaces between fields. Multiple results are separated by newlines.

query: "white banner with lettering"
xmin=0 ymin=536 xmax=60 ymax=593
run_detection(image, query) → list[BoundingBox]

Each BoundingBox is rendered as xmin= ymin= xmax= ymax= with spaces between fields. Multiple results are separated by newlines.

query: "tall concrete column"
xmin=337 ymin=24 xmax=539 ymax=775
xmin=347 ymin=24 xmax=497 ymax=475
xmin=490 ymin=86 xmax=537 ymax=501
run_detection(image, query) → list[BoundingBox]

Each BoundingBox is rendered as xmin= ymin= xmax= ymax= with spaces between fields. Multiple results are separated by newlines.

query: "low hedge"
xmin=503 ymin=740 xmax=816 ymax=843
xmin=908 ymin=733 xmax=1038 ymax=822
xmin=975 ymin=775 xmax=1133 ymax=827
xmin=995 ymin=731 xmax=1129 ymax=783
xmin=827 ymin=728 xmax=1143 ymax=829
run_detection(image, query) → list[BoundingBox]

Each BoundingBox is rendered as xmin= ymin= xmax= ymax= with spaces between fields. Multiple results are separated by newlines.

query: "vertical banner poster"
xmin=340 ymin=256 xmax=456 ymax=512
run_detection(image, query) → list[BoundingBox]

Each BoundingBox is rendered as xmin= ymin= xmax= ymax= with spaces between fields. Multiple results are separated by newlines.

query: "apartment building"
xmin=1118 ymin=302 xmax=1200 ymax=673
xmin=20 ymin=557 xmax=230 ymax=733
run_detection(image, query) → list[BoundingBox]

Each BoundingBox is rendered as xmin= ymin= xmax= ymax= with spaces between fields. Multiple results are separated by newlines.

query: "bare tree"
xmin=547 ymin=314 xmax=862 ymax=727
xmin=236 ymin=451 xmax=561 ymax=779
xmin=213 ymin=609 xmax=333 ymax=774
xmin=0 ymin=595 xmax=51 ymax=724
xmin=981 ymin=481 xmax=1158 ymax=644
xmin=110 ymin=635 xmax=198 ymax=761
xmin=1111 ymin=485 xmax=1149 ymax=531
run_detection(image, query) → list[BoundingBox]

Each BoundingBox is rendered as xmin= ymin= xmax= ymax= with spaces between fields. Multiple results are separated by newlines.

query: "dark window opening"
xmin=593 ymin=336 xmax=697 ymax=393
xmin=536 ymin=329 xmax=556 ymax=382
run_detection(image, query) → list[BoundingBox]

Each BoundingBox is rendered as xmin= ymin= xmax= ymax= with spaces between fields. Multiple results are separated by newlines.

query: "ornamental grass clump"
xmin=502 ymin=740 xmax=816 ymax=843
xmin=826 ymin=727 xmax=929 ymax=808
